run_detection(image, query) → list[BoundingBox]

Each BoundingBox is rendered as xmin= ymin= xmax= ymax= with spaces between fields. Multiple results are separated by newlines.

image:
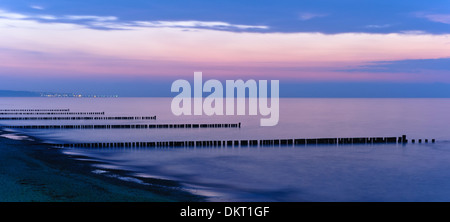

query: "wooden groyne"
xmin=51 ymin=135 xmax=435 ymax=149
xmin=0 ymin=112 xmax=105 ymax=115
xmin=0 ymin=109 xmax=70 ymax=112
xmin=412 ymin=138 xmax=436 ymax=143
xmin=0 ymin=116 xmax=156 ymax=120
xmin=2 ymin=123 xmax=240 ymax=129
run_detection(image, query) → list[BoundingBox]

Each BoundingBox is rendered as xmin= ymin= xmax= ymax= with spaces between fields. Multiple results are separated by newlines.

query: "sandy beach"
xmin=0 ymin=129 xmax=203 ymax=202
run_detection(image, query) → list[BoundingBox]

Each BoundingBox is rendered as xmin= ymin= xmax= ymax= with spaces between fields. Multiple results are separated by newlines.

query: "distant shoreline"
xmin=0 ymin=129 xmax=204 ymax=202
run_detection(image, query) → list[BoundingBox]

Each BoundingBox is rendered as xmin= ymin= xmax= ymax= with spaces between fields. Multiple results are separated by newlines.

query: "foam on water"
xmin=91 ymin=169 xmax=108 ymax=174
xmin=0 ymin=133 xmax=31 ymax=141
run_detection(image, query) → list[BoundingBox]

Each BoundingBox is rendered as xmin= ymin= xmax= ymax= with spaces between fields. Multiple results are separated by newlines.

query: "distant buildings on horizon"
xmin=40 ymin=92 xmax=119 ymax=98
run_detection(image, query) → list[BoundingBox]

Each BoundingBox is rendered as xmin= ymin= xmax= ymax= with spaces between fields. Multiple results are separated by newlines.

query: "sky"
xmin=0 ymin=0 xmax=450 ymax=97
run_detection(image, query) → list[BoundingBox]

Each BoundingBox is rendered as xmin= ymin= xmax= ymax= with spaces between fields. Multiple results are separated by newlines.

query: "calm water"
xmin=1 ymin=97 xmax=450 ymax=201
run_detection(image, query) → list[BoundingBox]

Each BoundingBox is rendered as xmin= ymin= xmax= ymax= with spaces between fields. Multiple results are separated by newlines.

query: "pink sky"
xmin=1 ymin=11 xmax=450 ymax=82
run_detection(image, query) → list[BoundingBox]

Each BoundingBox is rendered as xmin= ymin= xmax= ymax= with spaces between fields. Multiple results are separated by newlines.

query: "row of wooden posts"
xmin=0 ymin=109 xmax=436 ymax=149
xmin=0 ymin=116 xmax=156 ymax=120
xmin=51 ymin=135 xmax=436 ymax=149
xmin=0 ymin=109 xmax=70 ymax=112
xmin=0 ymin=112 xmax=105 ymax=115
xmin=2 ymin=123 xmax=241 ymax=129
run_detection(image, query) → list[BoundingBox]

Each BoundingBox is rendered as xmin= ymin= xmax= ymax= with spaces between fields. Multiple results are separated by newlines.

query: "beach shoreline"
xmin=0 ymin=129 xmax=204 ymax=202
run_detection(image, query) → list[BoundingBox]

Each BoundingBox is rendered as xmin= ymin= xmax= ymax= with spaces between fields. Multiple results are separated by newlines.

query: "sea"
xmin=1 ymin=97 xmax=450 ymax=201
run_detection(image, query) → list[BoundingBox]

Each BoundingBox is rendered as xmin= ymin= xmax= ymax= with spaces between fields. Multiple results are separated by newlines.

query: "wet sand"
xmin=0 ymin=130 xmax=203 ymax=202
